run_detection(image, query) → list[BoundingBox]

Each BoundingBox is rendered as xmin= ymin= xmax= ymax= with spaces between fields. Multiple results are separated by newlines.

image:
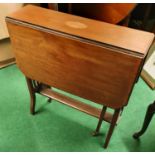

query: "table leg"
xmin=25 ymin=77 xmax=36 ymax=115
xmin=133 ymin=101 xmax=155 ymax=139
xmin=104 ymin=109 xmax=120 ymax=148
xmin=93 ymin=106 xmax=107 ymax=136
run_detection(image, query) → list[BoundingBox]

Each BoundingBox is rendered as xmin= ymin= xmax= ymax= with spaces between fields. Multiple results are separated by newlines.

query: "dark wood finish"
xmin=67 ymin=3 xmax=72 ymax=13
xmin=6 ymin=5 xmax=154 ymax=148
xmin=68 ymin=3 xmax=136 ymax=24
xmin=93 ymin=106 xmax=107 ymax=136
xmin=6 ymin=21 xmax=144 ymax=109
xmin=6 ymin=5 xmax=154 ymax=54
xmin=47 ymin=4 xmax=58 ymax=11
xmin=25 ymin=77 xmax=36 ymax=115
xmin=49 ymin=4 xmax=135 ymax=27
xmin=6 ymin=5 xmax=154 ymax=109
xmin=104 ymin=109 xmax=121 ymax=148
xmin=26 ymin=78 xmax=115 ymax=148
xmin=133 ymin=101 xmax=155 ymax=139
xmin=40 ymin=88 xmax=113 ymax=122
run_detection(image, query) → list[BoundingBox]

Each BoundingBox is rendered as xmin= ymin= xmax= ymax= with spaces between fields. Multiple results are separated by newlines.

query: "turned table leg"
xmin=93 ymin=106 xmax=107 ymax=136
xmin=104 ymin=109 xmax=120 ymax=148
xmin=133 ymin=101 xmax=155 ymax=139
xmin=93 ymin=106 xmax=121 ymax=148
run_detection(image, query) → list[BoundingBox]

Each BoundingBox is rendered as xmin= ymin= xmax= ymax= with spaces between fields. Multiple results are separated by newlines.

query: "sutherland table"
xmin=6 ymin=5 xmax=154 ymax=148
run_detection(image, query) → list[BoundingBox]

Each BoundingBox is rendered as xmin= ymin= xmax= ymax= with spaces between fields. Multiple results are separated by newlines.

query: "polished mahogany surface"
xmin=7 ymin=5 xmax=154 ymax=55
xmin=6 ymin=5 xmax=154 ymax=109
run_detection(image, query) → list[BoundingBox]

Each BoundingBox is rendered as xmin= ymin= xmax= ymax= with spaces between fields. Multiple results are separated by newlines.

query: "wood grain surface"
xmin=70 ymin=3 xmax=136 ymax=24
xmin=6 ymin=5 xmax=154 ymax=109
xmin=6 ymin=5 xmax=154 ymax=55
xmin=7 ymin=22 xmax=142 ymax=108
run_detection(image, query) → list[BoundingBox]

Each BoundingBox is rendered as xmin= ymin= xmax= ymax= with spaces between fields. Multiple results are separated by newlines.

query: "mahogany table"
xmin=6 ymin=5 xmax=154 ymax=148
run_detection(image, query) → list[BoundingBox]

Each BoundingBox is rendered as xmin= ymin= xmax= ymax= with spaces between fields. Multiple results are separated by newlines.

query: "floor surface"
xmin=0 ymin=65 xmax=155 ymax=152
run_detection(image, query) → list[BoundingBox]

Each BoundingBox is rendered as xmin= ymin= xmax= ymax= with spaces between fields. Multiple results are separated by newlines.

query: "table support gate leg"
xmin=25 ymin=77 xmax=36 ymax=115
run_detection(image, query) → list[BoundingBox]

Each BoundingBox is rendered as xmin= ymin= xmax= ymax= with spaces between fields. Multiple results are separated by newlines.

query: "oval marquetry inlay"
xmin=65 ymin=21 xmax=87 ymax=29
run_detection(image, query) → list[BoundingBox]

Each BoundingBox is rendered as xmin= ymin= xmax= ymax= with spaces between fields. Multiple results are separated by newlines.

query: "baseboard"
xmin=0 ymin=58 xmax=15 ymax=69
